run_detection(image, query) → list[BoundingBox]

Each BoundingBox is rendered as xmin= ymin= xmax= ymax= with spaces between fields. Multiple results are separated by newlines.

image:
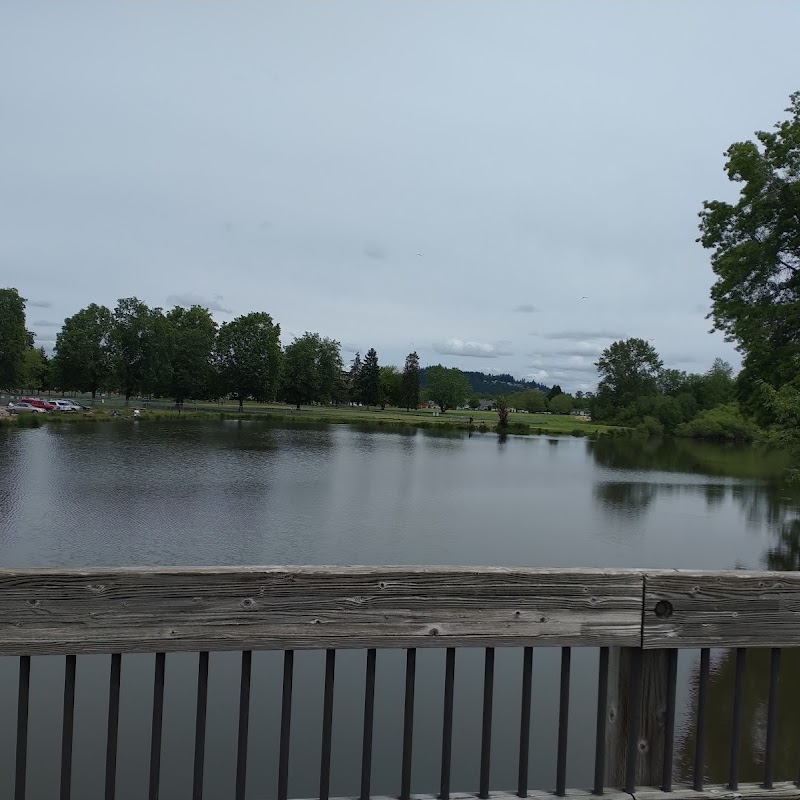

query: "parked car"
xmin=21 ymin=397 xmax=56 ymax=411
xmin=9 ymin=402 xmax=47 ymax=414
xmin=52 ymin=400 xmax=77 ymax=412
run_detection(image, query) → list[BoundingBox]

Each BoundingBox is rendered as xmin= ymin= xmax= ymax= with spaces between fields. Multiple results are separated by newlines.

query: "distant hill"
xmin=420 ymin=368 xmax=550 ymax=397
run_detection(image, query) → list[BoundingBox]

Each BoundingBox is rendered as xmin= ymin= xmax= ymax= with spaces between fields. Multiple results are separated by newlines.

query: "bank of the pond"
xmin=0 ymin=404 xmax=624 ymax=438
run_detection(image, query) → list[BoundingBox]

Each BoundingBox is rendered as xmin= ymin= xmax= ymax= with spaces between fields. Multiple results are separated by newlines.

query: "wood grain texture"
xmin=0 ymin=566 xmax=643 ymax=655
xmin=294 ymin=784 xmax=800 ymax=800
xmin=643 ymin=570 xmax=800 ymax=649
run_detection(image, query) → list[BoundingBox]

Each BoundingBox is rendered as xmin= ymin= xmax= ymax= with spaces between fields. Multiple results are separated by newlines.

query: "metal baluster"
xmin=235 ymin=651 xmax=252 ymax=800
xmin=440 ymin=648 xmax=456 ymax=800
xmin=278 ymin=650 xmax=294 ymax=800
xmin=517 ymin=647 xmax=533 ymax=799
xmin=661 ymin=649 xmax=678 ymax=793
xmin=693 ymin=649 xmax=710 ymax=792
xmin=593 ymin=648 xmax=609 ymax=795
xmin=728 ymin=649 xmax=746 ymax=791
xmin=148 ymin=653 xmax=166 ymax=800
xmin=479 ymin=648 xmax=495 ymax=799
xmin=60 ymin=654 xmax=76 ymax=800
xmin=555 ymin=647 xmax=571 ymax=798
xmin=400 ymin=649 xmax=416 ymax=800
xmin=360 ymin=649 xmax=377 ymax=800
xmin=15 ymin=655 xmax=31 ymax=800
xmin=764 ymin=648 xmax=781 ymax=790
xmin=319 ymin=649 xmax=336 ymax=800
xmin=624 ymin=649 xmax=643 ymax=794
xmin=192 ymin=652 xmax=209 ymax=800
xmin=105 ymin=654 xmax=122 ymax=800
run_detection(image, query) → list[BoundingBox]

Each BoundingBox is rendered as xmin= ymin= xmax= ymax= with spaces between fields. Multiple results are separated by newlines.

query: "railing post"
xmin=606 ymin=647 xmax=672 ymax=790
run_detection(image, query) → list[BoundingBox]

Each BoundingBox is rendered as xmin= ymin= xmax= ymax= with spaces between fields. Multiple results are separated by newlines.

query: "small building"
xmin=478 ymin=399 xmax=495 ymax=411
xmin=571 ymin=408 xmax=591 ymax=417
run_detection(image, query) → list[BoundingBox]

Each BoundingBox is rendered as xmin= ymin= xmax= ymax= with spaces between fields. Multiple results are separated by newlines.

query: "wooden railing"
xmin=2 ymin=566 xmax=800 ymax=800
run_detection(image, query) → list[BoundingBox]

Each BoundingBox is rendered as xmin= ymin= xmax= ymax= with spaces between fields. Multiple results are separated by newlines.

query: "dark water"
xmin=1 ymin=422 xmax=799 ymax=798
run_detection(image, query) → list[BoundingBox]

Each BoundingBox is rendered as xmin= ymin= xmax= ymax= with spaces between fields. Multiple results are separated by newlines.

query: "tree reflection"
xmin=677 ymin=648 xmax=800 ymax=785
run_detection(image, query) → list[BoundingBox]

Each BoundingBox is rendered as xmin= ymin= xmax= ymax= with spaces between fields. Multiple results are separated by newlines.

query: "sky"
xmin=2 ymin=1 xmax=800 ymax=392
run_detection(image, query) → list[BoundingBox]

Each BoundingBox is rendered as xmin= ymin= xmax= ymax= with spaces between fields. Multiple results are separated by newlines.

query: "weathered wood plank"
xmin=0 ymin=566 xmax=643 ymax=655
xmin=643 ymin=570 xmax=800 ymax=649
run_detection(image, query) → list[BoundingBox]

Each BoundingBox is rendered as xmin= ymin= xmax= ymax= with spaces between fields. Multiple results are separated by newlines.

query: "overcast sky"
xmin=2 ymin=1 xmax=799 ymax=391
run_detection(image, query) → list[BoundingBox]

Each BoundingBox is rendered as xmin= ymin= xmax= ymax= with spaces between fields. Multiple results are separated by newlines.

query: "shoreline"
xmin=0 ymin=405 xmax=619 ymax=439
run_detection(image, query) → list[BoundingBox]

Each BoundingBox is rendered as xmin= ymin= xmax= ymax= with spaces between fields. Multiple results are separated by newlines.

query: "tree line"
xmin=0 ymin=292 xmax=429 ymax=411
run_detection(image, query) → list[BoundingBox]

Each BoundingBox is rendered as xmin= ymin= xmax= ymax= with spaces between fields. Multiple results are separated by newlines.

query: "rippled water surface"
xmin=1 ymin=422 xmax=798 ymax=798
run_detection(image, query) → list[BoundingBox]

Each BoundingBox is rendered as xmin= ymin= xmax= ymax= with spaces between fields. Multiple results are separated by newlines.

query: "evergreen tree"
xmin=349 ymin=351 xmax=362 ymax=404
xmin=360 ymin=348 xmax=380 ymax=407
xmin=401 ymin=351 xmax=421 ymax=410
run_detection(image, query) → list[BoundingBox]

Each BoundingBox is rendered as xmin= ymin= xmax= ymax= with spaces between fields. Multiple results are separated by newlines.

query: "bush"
xmin=675 ymin=403 xmax=758 ymax=442
xmin=635 ymin=416 xmax=664 ymax=437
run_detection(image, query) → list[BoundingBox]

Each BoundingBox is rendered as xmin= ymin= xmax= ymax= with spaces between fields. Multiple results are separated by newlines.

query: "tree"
xmin=215 ymin=312 xmax=282 ymax=410
xmin=53 ymin=304 xmax=112 ymax=399
xmin=549 ymin=393 xmax=573 ymax=414
xmin=547 ymin=384 xmax=563 ymax=400
xmin=360 ymin=348 xmax=380 ymax=408
xmin=379 ymin=365 xmax=403 ymax=409
xmin=426 ymin=365 xmax=470 ymax=412
xmin=467 ymin=394 xmax=480 ymax=410
xmin=349 ymin=352 xmax=362 ymax=404
xmin=165 ymin=305 xmax=217 ymax=404
xmin=595 ymin=338 xmax=663 ymax=419
xmin=281 ymin=332 xmax=343 ymax=409
xmin=401 ymin=351 xmax=421 ymax=411
xmin=22 ymin=347 xmax=50 ymax=392
xmin=496 ymin=396 xmax=510 ymax=429
xmin=518 ymin=389 xmax=548 ymax=413
xmin=108 ymin=298 xmax=175 ymax=401
xmin=0 ymin=288 xmax=28 ymax=390
xmin=699 ymin=92 xmax=800 ymax=399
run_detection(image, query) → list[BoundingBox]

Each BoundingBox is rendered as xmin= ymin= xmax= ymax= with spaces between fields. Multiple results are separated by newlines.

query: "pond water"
xmin=1 ymin=421 xmax=799 ymax=799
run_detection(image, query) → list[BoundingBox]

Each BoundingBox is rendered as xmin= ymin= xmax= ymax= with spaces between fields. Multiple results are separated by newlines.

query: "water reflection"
xmin=1 ymin=424 xmax=799 ymax=797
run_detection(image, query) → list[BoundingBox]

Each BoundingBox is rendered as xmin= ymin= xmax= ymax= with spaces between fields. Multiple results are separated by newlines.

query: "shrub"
xmin=675 ymin=403 xmax=758 ymax=442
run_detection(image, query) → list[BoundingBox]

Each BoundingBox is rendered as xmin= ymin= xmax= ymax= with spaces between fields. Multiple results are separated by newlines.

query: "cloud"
xmin=524 ymin=370 xmax=549 ymax=382
xmin=27 ymin=300 xmax=51 ymax=309
xmin=432 ymin=338 xmax=514 ymax=358
xmin=166 ymin=293 xmax=232 ymax=314
xmin=539 ymin=330 xmax=626 ymax=341
xmin=363 ymin=243 xmax=386 ymax=260
xmin=31 ymin=319 xmax=60 ymax=327
xmin=513 ymin=304 xmax=539 ymax=314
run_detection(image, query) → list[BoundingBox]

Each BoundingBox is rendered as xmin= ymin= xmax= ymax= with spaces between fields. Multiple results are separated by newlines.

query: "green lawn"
xmin=10 ymin=393 xmax=619 ymax=436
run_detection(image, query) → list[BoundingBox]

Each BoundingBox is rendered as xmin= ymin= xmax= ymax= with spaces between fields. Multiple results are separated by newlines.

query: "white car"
xmin=9 ymin=402 xmax=47 ymax=414
xmin=52 ymin=400 xmax=77 ymax=412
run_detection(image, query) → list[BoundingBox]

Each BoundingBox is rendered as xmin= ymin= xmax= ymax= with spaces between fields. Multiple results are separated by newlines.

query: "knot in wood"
xmin=637 ymin=738 xmax=648 ymax=754
xmin=654 ymin=600 xmax=673 ymax=619
xmin=429 ymin=627 xmax=439 ymax=636
xmin=87 ymin=583 xmax=106 ymax=593
xmin=26 ymin=599 xmax=39 ymax=608
xmin=241 ymin=598 xmax=255 ymax=610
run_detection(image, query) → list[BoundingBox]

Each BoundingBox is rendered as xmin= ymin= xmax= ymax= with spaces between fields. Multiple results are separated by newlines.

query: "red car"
xmin=21 ymin=397 xmax=56 ymax=411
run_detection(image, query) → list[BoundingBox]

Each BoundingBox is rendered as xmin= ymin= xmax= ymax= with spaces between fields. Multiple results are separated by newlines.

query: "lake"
xmin=1 ymin=421 xmax=799 ymax=799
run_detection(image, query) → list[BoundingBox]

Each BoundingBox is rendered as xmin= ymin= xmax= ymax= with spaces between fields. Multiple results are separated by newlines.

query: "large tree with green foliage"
xmin=108 ymin=298 xmax=174 ymax=401
xmin=379 ymin=365 xmax=403 ymax=409
xmin=426 ymin=365 xmax=470 ymax=412
xmin=166 ymin=305 xmax=218 ymax=404
xmin=699 ymin=92 xmax=800 ymax=403
xmin=401 ymin=351 xmax=421 ymax=410
xmin=549 ymin=392 xmax=573 ymax=414
xmin=215 ymin=312 xmax=282 ymax=410
xmin=22 ymin=347 xmax=50 ymax=392
xmin=359 ymin=348 xmax=381 ymax=407
xmin=594 ymin=338 xmax=663 ymax=420
xmin=53 ymin=303 xmax=112 ymax=399
xmin=0 ymin=288 xmax=28 ymax=390
xmin=282 ymin=332 xmax=343 ymax=409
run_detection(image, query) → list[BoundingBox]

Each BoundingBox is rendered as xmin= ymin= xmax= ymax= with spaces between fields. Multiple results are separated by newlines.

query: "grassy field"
xmin=1 ymin=394 xmax=620 ymax=437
